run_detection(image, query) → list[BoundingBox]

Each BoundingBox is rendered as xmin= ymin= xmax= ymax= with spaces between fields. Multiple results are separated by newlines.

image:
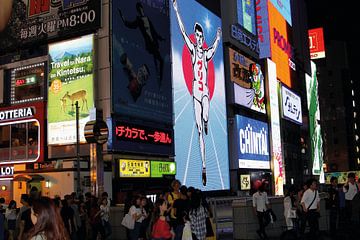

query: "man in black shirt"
xmin=18 ymin=194 xmax=34 ymax=240
xmin=327 ymin=176 xmax=340 ymax=237
xmin=173 ymin=185 xmax=190 ymax=240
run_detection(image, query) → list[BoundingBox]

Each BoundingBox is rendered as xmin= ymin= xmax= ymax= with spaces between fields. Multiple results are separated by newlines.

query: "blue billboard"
xmin=236 ymin=115 xmax=270 ymax=169
xmin=270 ymin=0 xmax=292 ymax=26
xmin=255 ymin=0 xmax=271 ymax=59
xmin=171 ymin=0 xmax=229 ymax=191
xmin=112 ymin=1 xmax=172 ymax=124
xmin=237 ymin=0 xmax=256 ymax=35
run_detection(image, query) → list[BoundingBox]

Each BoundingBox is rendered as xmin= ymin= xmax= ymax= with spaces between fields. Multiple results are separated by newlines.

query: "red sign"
xmin=115 ymin=122 xmax=172 ymax=145
xmin=308 ymin=28 xmax=326 ymax=59
xmin=29 ymin=0 xmax=50 ymax=17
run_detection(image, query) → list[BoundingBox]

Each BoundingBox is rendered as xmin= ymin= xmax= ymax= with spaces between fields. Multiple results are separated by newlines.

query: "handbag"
xmin=121 ymin=213 xmax=135 ymax=230
xmin=182 ymin=221 xmax=193 ymax=240
xmin=286 ymin=209 xmax=297 ymax=219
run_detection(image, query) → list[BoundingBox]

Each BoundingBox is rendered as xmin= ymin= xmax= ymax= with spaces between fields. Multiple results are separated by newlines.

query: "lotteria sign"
xmin=236 ymin=115 xmax=270 ymax=169
xmin=0 ymin=107 xmax=34 ymax=122
xmin=0 ymin=166 xmax=14 ymax=180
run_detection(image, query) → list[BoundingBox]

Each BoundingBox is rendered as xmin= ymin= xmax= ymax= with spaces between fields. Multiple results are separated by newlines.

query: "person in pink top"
xmin=151 ymin=198 xmax=174 ymax=240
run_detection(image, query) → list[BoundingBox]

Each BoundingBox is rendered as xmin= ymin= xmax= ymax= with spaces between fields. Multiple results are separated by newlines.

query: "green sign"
xmin=151 ymin=161 xmax=176 ymax=178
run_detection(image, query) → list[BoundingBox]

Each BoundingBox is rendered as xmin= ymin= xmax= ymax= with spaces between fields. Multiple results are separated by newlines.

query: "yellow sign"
xmin=119 ymin=159 xmax=150 ymax=178
xmin=240 ymin=174 xmax=251 ymax=190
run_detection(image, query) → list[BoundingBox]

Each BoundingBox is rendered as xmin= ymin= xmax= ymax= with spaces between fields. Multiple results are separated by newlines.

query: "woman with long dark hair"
xmin=5 ymin=200 xmax=17 ymax=240
xmin=150 ymin=198 xmax=173 ymax=240
xmin=25 ymin=197 xmax=69 ymax=240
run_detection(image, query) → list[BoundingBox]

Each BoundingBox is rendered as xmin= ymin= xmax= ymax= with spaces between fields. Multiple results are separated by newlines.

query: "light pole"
xmin=75 ymin=101 xmax=81 ymax=194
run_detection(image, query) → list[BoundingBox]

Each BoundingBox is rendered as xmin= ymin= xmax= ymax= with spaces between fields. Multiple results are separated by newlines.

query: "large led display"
xmin=236 ymin=115 xmax=270 ymax=169
xmin=237 ymin=0 xmax=256 ymax=35
xmin=267 ymin=59 xmax=284 ymax=196
xmin=230 ymin=48 xmax=266 ymax=114
xmin=171 ymin=0 xmax=229 ymax=190
xmin=270 ymin=0 xmax=292 ymax=26
xmin=48 ymin=34 xmax=95 ymax=145
xmin=112 ymin=1 xmax=172 ymax=124
xmin=306 ymin=61 xmax=323 ymax=176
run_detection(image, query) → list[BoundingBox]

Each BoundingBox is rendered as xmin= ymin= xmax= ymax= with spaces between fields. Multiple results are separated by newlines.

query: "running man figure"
xmin=173 ymin=0 xmax=222 ymax=186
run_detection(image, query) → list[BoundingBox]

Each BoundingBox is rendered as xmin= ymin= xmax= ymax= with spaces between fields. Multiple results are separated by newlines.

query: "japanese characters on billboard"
xmin=11 ymin=62 xmax=46 ymax=104
xmin=48 ymin=34 xmax=95 ymax=145
xmin=112 ymin=1 xmax=172 ymax=124
xmin=236 ymin=115 xmax=270 ymax=169
xmin=0 ymin=0 xmax=101 ymax=54
xmin=267 ymin=59 xmax=284 ymax=196
xmin=119 ymin=159 xmax=150 ymax=178
xmin=0 ymin=102 xmax=45 ymax=165
xmin=269 ymin=0 xmax=292 ymax=26
xmin=171 ymin=0 xmax=229 ymax=190
xmin=230 ymin=48 xmax=266 ymax=113
xmin=255 ymin=0 xmax=271 ymax=59
xmin=237 ymin=0 xmax=256 ymax=35
xmin=308 ymin=28 xmax=326 ymax=59
xmin=281 ymin=85 xmax=302 ymax=125
xmin=112 ymin=119 xmax=174 ymax=156
xmin=305 ymin=61 xmax=323 ymax=176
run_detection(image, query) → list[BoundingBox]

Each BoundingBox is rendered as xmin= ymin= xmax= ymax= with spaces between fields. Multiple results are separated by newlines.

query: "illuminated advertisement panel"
xmin=325 ymin=171 xmax=360 ymax=184
xmin=171 ymin=0 xmax=229 ymax=190
xmin=255 ymin=0 xmax=271 ymax=59
xmin=112 ymin=119 xmax=174 ymax=156
xmin=269 ymin=2 xmax=294 ymax=87
xmin=229 ymin=48 xmax=266 ymax=113
xmin=240 ymin=174 xmax=251 ymax=190
xmin=236 ymin=115 xmax=270 ymax=169
xmin=0 ymin=0 xmax=101 ymax=54
xmin=48 ymin=34 xmax=95 ymax=145
xmin=0 ymin=166 xmax=14 ymax=180
xmin=267 ymin=59 xmax=284 ymax=196
xmin=237 ymin=0 xmax=256 ymax=35
xmin=270 ymin=0 xmax=292 ymax=26
xmin=308 ymin=28 xmax=326 ymax=59
xmin=281 ymin=85 xmax=302 ymax=125
xmin=112 ymin=1 xmax=172 ymax=124
xmin=11 ymin=62 xmax=46 ymax=104
xmin=119 ymin=159 xmax=150 ymax=178
xmin=0 ymin=102 xmax=45 ymax=165
xmin=151 ymin=161 xmax=176 ymax=178
xmin=305 ymin=61 xmax=323 ymax=175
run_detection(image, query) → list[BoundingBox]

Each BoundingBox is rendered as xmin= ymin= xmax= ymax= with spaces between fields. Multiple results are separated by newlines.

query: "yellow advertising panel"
xmin=119 ymin=159 xmax=150 ymax=178
xmin=240 ymin=174 xmax=251 ymax=190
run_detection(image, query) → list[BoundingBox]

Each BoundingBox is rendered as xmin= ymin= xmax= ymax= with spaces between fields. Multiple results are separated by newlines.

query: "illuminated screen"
xmin=112 ymin=1 xmax=172 ymax=124
xmin=11 ymin=63 xmax=45 ymax=104
xmin=171 ymin=0 xmax=229 ymax=190
xmin=151 ymin=161 xmax=176 ymax=178
xmin=270 ymin=0 xmax=292 ymax=26
xmin=236 ymin=115 xmax=270 ymax=169
xmin=308 ymin=28 xmax=326 ymax=59
xmin=230 ymin=48 xmax=266 ymax=114
xmin=281 ymin=85 xmax=302 ymax=125
xmin=305 ymin=61 xmax=323 ymax=175
xmin=48 ymin=34 xmax=95 ymax=145
xmin=325 ymin=171 xmax=360 ymax=184
xmin=119 ymin=159 xmax=150 ymax=178
xmin=237 ymin=0 xmax=256 ymax=35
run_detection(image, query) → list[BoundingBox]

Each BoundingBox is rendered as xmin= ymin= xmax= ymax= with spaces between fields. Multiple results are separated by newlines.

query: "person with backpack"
xmin=300 ymin=178 xmax=320 ymax=239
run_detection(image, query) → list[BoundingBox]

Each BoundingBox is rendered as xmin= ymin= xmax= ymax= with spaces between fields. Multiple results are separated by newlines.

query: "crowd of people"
xmin=122 ymin=179 xmax=213 ymax=240
xmin=0 ymin=187 xmax=112 ymax=240
xmin=253 ymin=173 xmax=360 ymax=240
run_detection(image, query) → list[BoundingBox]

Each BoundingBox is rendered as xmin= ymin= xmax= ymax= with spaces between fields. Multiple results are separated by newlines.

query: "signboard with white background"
xmin=281 ymin=85 xmax=302 ymax=124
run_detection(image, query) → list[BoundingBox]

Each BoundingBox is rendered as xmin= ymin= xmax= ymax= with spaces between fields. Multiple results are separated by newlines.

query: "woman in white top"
xmin=128 ymin=195 xmax=145 ymax=240
xmin=283 ymin=186 xmax=297 ymax=230
xmin=5 ymin=200 xmax=17 ymax=240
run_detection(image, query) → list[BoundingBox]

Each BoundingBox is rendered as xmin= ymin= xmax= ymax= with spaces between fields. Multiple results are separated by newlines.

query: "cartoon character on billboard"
xmin=118 ymin=3 xmax=164 ymax=88
xmin=249 ymin=63 xmax=265 ymax=109
xmin=173 ymin=0 xmax=222 ymax=186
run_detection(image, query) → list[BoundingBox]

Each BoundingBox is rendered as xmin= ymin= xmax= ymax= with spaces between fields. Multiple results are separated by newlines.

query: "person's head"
xmin=155 ymin=198 xmax=167 ymax=215
xmin=132 ymin=195 xmax=142 ymax=207
xmin=171 ymin=179 xmax=181 ymax=192
xmin=20 ymin=194 xmax=30 ymax=206
xmin=140 ymin=197 xmax=147 ymax=207
xmin=102 ymin=192 xmax=109 ymax=198
xmin=136 ymin=2 xmax=144 ymax=16
xmin=187 ymin=186 xmax=195 ymax=199
xmin=101 ymin=197 xmax=108 ymax=206
xmin=27 ymin=197 xmax=69 ymax=240
xmin=286 ymin=185 xmax=296 ymax=197
xmin=307 ymin=178 xmax=318 ymax=191
xmin=258 ymin=182 xmax=266 ymax=192
xmin=85 ymin=192 xmax=92 ymax=201
xmin=0 ymin=197 xmax=5 ymax=207
xmin=179 ymin=185 xmax=188 ymax=199
xmin=330 ymin=176 xmax=338 ymax=187
xmin=189 ymin=190 xmax=201 ymax=210
xmin=194 ymin=23 xmax=204 ymax=47
xmin=348 ymin=172 xmax=355 ymax=184
xmin=8 ymin=200 xmax=16 ymax=209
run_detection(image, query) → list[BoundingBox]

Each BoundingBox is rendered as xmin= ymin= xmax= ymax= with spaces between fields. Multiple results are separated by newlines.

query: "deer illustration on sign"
xmin=63 ymin=90 xmax=88 ymax=112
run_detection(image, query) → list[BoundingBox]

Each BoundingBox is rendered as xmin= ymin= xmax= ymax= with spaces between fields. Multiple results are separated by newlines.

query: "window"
xmin=0 ymin=120 xmax=39 ymax=163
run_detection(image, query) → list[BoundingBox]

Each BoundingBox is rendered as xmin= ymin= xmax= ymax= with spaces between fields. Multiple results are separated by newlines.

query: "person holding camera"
xmin=300 ymin=178 xmax=320 ymax=239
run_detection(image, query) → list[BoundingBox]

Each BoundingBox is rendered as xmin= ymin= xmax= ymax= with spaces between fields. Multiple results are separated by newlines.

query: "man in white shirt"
xmin=300 ymin=178 xmax=320 ymax=239
xmin=253 ymin=184 xmax=270 ymax=240
xmin=343 ymin=172 xmax=359 ymax=222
